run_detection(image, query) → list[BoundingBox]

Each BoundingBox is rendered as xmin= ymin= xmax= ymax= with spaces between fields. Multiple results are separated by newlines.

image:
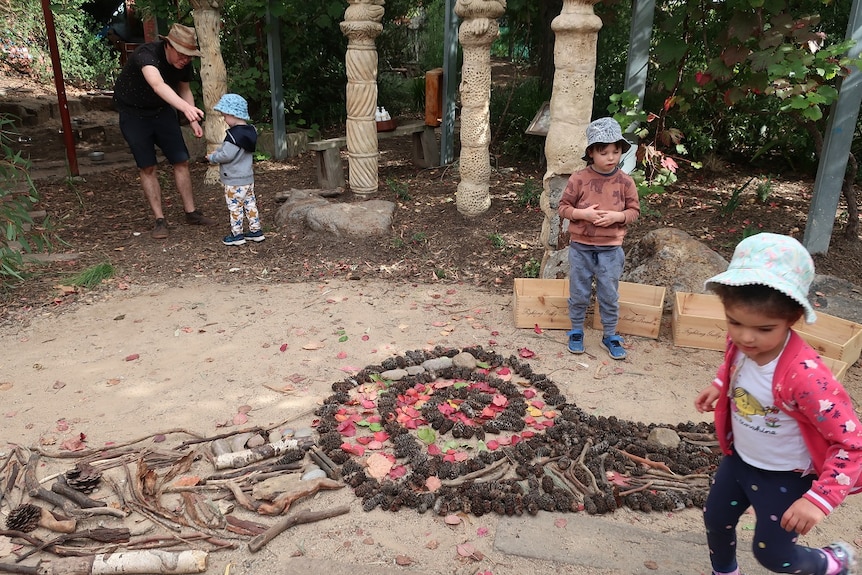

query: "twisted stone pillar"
xmin=341 ymin=0 xmax=385 ymax=196
xmin=539 ymin=0 xmax=602 ymax=277
xmin=454 ymin=0 xmax=506 ymax=218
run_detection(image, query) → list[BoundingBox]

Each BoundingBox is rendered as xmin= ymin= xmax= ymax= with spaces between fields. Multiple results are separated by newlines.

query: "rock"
xmin=625 ymin=228 xmax=728 ymax=310
xmin=647 ymin=427 xmax=681 ymax=449
xmin=406 ymin=365 xmax=425 ymax=376
xmin=273 ymin=189 xmax=395 ymax=237
xmin=452 ymin=352 xmax=477 ymax=369
xmin=810 ymin=275 xmax=862 ymax=324
xmin=422 ymin=356 xmax=453 ymax=373
xmin=380 ymin=368 xmax=408 ymax=381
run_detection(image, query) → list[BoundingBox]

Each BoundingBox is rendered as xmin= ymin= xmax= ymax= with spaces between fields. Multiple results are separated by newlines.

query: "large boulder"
xmin=274 ymin=189 xmax=395 ymax=237
xmin=625 ymin=228 xmax=728 ymax=310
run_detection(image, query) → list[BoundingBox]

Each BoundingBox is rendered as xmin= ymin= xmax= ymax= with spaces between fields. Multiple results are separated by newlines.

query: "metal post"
xmin=266 ymin=2 xmax=286 ymax=160
xmin=803 ymin=0 xmax=862 ymax=254
xmin=441 ymin=0 xmax=458 ymax=165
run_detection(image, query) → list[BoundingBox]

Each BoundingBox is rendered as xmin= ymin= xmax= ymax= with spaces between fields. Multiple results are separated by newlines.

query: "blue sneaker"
xmin=567 ymin=330 xmax=585 ymax=354
xmin=223 ymin=234 xmax=246 ymax=246
xmin=601 ymin=335 xmax=627 ymax=360
xmin=824 ymin=542 xmax=856 ymax=575
xmin=244 ymin=230 xmax=266 ymax=242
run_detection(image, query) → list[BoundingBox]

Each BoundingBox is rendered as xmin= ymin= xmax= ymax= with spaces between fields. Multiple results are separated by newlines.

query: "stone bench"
xmin=307 ymin=120 xmax=440 ymax=189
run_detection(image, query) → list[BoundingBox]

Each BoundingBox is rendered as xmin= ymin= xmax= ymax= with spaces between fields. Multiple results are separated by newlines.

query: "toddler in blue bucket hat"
xmin=695 ymin=232 xmax=862 ymax=575
xmin=208 ymin=93 xmax=263 ymax=246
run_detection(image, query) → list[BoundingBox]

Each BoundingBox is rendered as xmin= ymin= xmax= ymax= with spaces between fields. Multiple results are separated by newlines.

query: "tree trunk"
xmin=191 ymin=4 xmax=227 ymax=186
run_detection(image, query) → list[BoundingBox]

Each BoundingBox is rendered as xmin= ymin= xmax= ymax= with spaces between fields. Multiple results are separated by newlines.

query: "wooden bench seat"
xmin=307 ymin=120 xmax=440 ymax=189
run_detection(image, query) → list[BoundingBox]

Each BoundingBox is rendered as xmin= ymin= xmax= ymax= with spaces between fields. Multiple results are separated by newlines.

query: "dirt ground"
xmin=2 ymin=74 xmax=862 ymax=575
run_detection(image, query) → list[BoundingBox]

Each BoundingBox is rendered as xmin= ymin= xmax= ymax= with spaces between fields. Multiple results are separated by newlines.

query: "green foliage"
xmin=411 ymin=231 xmax=428 ymax=244
xmin=377 ymin=73 xmax=424 ymax=118
xmin=490 ymin=77 xmax=549 ymax=158
xmin=607 ymin=91 xmax=700 ymax=200
xmin=522 ymin=257 xmax=540 ymax=279
xmin=755 ymin=177 xmax=773 ymax=203
xmin=488 ymin=233 xmax=506 ymax=249
xmin=386 ymin=177 xmax=411 ymax=202
xmin=516 ymin=177 xmax=541 ymax=208
xmin=720 ymin=177 xmax=755 ymax=217
xmin=68 ymin=262 xmax=115 ymax=289
xmin=1 ymin=0 xmax=118 ymax=88
xmin=0 ymin=115 xmax=54 ymax=287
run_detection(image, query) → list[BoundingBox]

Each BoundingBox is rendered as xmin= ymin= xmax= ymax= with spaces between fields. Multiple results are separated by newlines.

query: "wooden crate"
xmin=592 ymin=281 xmax=666 ymax=339
xmin=821 ymin=356 xmax=849 ymax=383
xmin=513 ymin=278 xmax=570 ymax=329
xmin=672 ymin=292 xmax=728 ymax=351
xmin=795 ymin=312 xmax=862 ymax=366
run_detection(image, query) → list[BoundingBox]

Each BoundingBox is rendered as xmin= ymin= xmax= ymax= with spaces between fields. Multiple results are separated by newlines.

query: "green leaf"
xmin=368 ymin=422 xmax=383 ymax=432
xmin=453 ymin=382 xmax=468 ymax=389
xmin=356 ymin=420 xmax=371 ymax=427
xmin=417 ymin=428 xmax=435 ymax=445
xmin=802 ymin=106 xmax=823 ymax=121
xmin=338 ymin=335 xmax=348 ymax=342
xmin=475 ymin=361 xmax=490 ymax=369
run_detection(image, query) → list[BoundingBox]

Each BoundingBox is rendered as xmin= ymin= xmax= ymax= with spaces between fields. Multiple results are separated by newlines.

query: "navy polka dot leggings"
xmin=704 ymin=452 xmax=829 ymax=574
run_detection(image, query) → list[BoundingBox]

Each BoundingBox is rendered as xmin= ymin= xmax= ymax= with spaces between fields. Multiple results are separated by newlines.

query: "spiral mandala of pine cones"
xmin=315 ymin=345 xmax=720 ymax=517
xmin=65 ymin=462 xmax=102 ymax=493
xmin=6 ymin=503 xmax=42 ymax=532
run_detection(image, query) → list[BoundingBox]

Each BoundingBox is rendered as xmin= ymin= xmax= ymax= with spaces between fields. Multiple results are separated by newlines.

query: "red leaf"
xmin=389 ymin=465 xmax=407 ymax=479
xmin=336 ymin=351 xmax=348 ymax=359
xmin=361 ymin=334 xmax=369 ymax=341
xmin=340 ymin=442 xmax=365 ymax=456
xmin=356 ymin=436 xmax=372 ymax=445
xmin=427 ymin=444 xmax=442 ymax=456
xmin=279 ymin=343 xmax=288 ymax=352
xmin=125 ymin=353 xmax=139 ymax=361
xmin=533 ymin=324 xmax=543 ymax=334
xmin=518 ymin=347 xmax=535 ymax=358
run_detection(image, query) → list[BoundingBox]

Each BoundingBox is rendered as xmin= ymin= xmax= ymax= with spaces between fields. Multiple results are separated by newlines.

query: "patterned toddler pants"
xmin=224 ymin=183 xmax=261 ymax=236
xmin=704 ymin=452 xmax=828 ymax=574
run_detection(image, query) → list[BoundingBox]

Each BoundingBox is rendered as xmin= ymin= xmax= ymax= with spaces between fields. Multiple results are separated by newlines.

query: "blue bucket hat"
xmin=213 ymin=93 xmax=250 ymax=121
xmin=704 ymin=233 xmax=817 ymax=324
xmin=582 ymin=117 xmax=632 ymax=161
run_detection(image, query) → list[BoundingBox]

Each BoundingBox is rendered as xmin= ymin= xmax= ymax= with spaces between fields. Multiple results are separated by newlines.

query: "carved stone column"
xmin=341 ymin=0 xmax=385 ymax=196
xmin=454 ymin=0 xmax=506 ymax=218
xmin=539 ymin=0 xmax=602 ymax=277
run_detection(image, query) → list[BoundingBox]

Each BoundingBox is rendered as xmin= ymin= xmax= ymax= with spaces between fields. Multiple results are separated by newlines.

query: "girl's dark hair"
xmin=710 ymin=283 xmax=804 ymax=323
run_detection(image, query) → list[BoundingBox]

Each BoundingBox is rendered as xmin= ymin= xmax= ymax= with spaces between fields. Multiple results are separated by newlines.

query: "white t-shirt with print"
xmin=730 ymin=351 xmax=812 ymax=472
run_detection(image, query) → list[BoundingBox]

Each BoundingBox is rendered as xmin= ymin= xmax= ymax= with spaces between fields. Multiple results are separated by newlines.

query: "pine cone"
xmin=6 ymin=504 xmax=42 ymax=532
xmin=65 ymin=463 xmax=102 ymax=494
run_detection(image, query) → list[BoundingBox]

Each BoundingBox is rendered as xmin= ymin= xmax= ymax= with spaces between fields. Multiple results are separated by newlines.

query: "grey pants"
xmin=567 ymin=242 xmax=625 ymax=336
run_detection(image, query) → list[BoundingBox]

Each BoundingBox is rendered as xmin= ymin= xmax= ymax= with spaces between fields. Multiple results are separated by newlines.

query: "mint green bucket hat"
xmin=704 ymin=232 xmax=817 ymax=324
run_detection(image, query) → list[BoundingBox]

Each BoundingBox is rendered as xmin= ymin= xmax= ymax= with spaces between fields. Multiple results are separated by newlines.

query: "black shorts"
xmin=118 ymin=106 xmax=189 ymax=168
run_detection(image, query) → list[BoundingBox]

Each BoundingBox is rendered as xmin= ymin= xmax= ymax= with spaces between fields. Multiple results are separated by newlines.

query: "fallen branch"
xmin=248 ymin=506 xmax=350 ymax=553
xmin=440 ymin=458 xmax=508 ymax=487
xmin=616 ymin=449 xmax=674 ymax=475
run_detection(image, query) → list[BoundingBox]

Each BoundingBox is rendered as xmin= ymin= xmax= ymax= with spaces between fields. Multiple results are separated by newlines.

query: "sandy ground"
xmin=2 ymin=278 xmax=861 ymax=575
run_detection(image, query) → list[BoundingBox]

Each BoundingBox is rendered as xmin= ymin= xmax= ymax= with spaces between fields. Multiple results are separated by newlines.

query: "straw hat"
xmin=161 ymin=23 xmax=202 ymax=57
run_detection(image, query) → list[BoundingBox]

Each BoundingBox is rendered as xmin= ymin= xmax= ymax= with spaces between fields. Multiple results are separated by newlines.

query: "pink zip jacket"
xmin=711 ymin=330 xmax=862 ymax=515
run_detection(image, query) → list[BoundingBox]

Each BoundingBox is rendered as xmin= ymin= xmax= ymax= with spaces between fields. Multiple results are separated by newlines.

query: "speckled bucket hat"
xmin=704 ymin=233 xmax=817 ymax=323
xmin=213 ymin=93 xmax=250 ymax=121
xmin=160 ymin=24 xmax=202 ymax=58
xmin=582 ymin=117 xmax=632 ymax=161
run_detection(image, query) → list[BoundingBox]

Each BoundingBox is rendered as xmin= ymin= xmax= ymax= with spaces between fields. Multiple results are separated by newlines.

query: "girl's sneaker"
xmin=223 ymin=234 xmax=246 ymax=246
xmin=567 ymin=330 xmax=585 ymax=354
xmin=823 ymin=542 xmax=856 ymax=575
xmin=244 ymin=230 xmax=266 ymax=242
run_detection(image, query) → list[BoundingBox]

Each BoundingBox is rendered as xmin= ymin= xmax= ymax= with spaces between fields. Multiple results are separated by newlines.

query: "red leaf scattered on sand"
xmin=125 ymin=353 xmax=139 ymax=361
xmin=279 ymin=343 xmax=288 ymax=352
xmin=60 ymin=433 xmax=87 ymax=452
xmin=534 ymin=324 xmax=542 ymax=334
xmin=336 ymin=351 xmax=348 ymax=359
xmin=554 ymin=518 xmax=567 ymax=528
xmin=518 ymin=347 xmax=535 ymax=358
xmin=56 ymin=419 xmax=69 ymax=432
xmin=426 ymin=475 xmax=442 ymax=492
xmin=427 ymin=444 xmax=442 ymax=456
xmin=361 ymin=334 xmax=370 ymax=341
xmin=340 ymin=442 xmax=365 ymax=456
xmin=356 ymin=436 xmax=372 ymax=445
xmin=233 ymin=412 xmax=248 ymax=426
xmin=486 ymin=440 xmax=499 ymax=450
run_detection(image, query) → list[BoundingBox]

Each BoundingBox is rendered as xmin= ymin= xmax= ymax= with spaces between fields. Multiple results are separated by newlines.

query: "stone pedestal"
xmin=540 ymin=0 xmax=602 ymax=276
xmin=454 ymin=0 xmax=506 ymax=218
xmin=341 ymin=0 xmax=385 ymax=196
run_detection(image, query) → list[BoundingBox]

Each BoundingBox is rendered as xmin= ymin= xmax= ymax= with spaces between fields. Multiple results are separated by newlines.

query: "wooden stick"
xmin=248 ymin=506 xmax=350 ymax=553
xmin=52 ymin=477 xmax=106 ymax=508
xmin=0 ymin=564 xmax=38 ymax=574
xmin=616 ymin=449 xmax=674 ymax=475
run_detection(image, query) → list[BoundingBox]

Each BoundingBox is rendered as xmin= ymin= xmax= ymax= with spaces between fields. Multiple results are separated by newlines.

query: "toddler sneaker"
xmin=223 ymin=233 xmax=246 ymax=246
xmin=601 ymin=334 xmax=627 ymax=360
xmin=823 ymin=542 xmax=856 ymax=575
xmin=244 ymin=230 xmax=265 ymax=242
xmin=567 ymin=330 xmax=585 ymax=354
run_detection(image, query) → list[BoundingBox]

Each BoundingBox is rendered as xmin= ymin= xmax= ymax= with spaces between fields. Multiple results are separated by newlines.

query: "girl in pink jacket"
xmin=694 ymin=233 xmax=862 ymax=575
